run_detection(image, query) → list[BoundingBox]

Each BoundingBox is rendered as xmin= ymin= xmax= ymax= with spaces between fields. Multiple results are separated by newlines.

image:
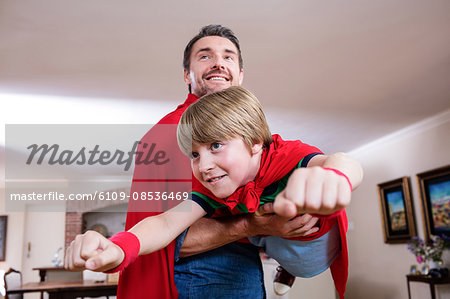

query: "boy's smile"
xmin=191 ymin=138 xmax=263 ymax=198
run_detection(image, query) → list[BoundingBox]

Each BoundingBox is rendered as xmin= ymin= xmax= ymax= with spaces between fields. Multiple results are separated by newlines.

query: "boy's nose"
xmin=198 ymin=155 xmax=215 ymax=173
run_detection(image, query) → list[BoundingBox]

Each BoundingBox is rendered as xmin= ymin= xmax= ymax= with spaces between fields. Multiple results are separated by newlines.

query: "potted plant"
xmin=408 ymin=236 xmax=449 ymax=271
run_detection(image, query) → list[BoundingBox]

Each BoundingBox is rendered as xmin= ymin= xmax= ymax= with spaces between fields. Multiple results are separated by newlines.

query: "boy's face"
xmin=191 ymin=137 xmax=262 ymax=198
xmin=184 ymin=36 xmax=244 ymax=97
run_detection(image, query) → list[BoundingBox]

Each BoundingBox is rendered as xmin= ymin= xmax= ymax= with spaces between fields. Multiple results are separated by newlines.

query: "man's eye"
xmin=200 ymin=55 xmax=208 ymax=60
xmin=225 ymin=56 xmax=233 ymax=61
xmin=211 ymin=142 xmax=222 ymax=151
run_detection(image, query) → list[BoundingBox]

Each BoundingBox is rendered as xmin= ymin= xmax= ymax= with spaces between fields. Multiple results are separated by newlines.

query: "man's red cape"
xmin=117 ymin=94 xmax=198 ymax=299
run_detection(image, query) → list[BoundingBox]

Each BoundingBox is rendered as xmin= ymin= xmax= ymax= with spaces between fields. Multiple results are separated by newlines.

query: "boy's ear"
xmin=251 ymin=143 xmax=263 ymax=155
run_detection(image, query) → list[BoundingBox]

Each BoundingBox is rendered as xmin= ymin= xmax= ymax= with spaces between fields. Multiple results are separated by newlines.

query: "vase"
xmin=427 ymin=260 xmax=442 ymax=270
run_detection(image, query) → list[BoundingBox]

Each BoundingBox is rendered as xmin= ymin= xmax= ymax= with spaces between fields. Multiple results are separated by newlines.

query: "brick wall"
xmin=64 ymin=187 xmax=129 ymax=249
xmin=64 ymin=212 xmax=83 ymax=249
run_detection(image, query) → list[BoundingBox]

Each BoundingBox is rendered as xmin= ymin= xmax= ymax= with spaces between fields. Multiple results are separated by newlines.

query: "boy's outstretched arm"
xmin=65 ymin=200 xmax=206 ymax=272
xmin=274 ymin=152 xmax=363 ymax=218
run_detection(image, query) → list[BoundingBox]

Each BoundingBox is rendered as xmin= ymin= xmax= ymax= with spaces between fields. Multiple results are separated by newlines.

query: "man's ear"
xmin=251 ymin=142 xmax=263 ymax=155
xmin=184 ymin=69 xmax=191 ymax=85
xmin=238 ymin=69 xmax=244 ymax=86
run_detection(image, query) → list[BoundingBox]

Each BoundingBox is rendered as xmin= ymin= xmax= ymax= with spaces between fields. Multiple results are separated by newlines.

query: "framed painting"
xmin=0 ymin=215 xmax=7 ymax=261
xmin=417 ymin=165 xmax=450 ymax=243
xmin=377 ymin=177 xmax=416 ymax=243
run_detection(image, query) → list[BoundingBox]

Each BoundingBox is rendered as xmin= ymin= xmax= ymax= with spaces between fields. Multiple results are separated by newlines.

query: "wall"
xmin=21 ymin=210 xmax=66 ymax=283
xmin=346 ymin=109 xmax=450 ymax=299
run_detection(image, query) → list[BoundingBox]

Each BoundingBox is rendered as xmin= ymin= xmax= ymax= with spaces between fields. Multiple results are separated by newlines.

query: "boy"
xmin=66 ymin=87 xmax=358 ymax=299
xmin=177 ymin=86 xmax=350 ymax=298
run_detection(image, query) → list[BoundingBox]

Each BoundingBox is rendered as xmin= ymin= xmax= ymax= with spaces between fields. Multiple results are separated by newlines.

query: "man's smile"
xmin=208 ymin=77 xmax=227 ymax=81
xmin=204 ymin=71 xmax=231 ymax=82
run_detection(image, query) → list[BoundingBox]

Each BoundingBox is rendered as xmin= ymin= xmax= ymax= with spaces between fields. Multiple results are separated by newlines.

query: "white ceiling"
xmin=1 ymin=0 xmax=450 ymax=154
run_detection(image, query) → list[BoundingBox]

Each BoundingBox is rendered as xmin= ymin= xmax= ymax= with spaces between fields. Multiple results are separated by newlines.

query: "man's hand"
xmin=246 ymin=202 xmax=319 ymax=238
xmin=273 ymin=166 xmax=351 ymax=218
xmin=65 ymin=230 xmax=125 ymax=272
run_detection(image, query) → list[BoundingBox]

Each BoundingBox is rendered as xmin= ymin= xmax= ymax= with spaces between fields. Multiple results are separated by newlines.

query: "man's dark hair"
xmin=183 ymin=24 xmax=244 ymax=72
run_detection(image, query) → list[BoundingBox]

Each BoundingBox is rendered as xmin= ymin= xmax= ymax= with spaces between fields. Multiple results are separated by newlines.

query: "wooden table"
xmin=33 ymin=267 xmax=71 ymax=282
xmin=406 ymin=274 xmax=450 ymax=299
xmin=6 ymin=279 xmax=117 ymax=299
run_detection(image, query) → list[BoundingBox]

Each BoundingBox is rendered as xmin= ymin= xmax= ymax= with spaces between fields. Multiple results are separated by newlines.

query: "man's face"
xmin=184 ymin=36 xmax=244 ymax=97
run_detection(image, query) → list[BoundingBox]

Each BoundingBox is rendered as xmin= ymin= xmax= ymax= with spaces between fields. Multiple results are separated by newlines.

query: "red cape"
xmin=117 ymin=94 xmax=198 ymax=299
xmin=303 ymin=210 xmax=348 ymax=299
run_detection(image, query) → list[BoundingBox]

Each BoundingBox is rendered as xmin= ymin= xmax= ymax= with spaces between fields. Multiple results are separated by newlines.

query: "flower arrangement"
xmin=408 ymin=235 xmax=450 ymax=264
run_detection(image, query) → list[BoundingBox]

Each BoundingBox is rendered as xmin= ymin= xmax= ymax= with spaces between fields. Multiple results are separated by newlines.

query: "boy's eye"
xmin=210 ymin=142 xmax=222 ymax=151
xmin=191 ymin=152 xmax=199 ymax=159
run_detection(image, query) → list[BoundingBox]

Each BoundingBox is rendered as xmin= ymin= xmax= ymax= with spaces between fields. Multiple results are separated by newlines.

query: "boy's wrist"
xmin=322 ymin=167 xmax=353 ymax=190
xmin=104 ymin=231 xmax=140 ymax=273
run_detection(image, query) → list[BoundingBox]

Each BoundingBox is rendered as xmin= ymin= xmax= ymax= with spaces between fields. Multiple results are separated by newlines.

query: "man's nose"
xmin=211 ymin=56 xmax=225 ymax=70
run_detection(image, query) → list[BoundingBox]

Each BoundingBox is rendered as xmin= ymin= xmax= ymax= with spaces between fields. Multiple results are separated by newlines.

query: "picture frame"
xmin=417 ymin=165 xmax=450 ymax=243
xmin=409 ymin=265 xmax=419 ymax=275
xmin=421 ymin=264 xmax=430 ymax=275
xmin=0 ymin=215 xmax=7 ymax=261
xmin=377 ymin=177 xmax=417 ymax=243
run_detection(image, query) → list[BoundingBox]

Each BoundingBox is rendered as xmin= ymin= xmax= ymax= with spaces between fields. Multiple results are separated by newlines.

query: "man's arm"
xmin=179 ymin=203 xmax=319 ymax=257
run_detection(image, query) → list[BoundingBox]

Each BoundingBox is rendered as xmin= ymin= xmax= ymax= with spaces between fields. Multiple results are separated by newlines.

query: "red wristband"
xmin=322 ymin=167 xmax=353 ymax=191
xmin=104 ymin=231 xmax=140 ymax=273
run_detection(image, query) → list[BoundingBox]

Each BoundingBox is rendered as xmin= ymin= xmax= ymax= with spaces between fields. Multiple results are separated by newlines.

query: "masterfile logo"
xmin=26 ymin=141 xmax=170 ymax=171
xmin=5 ymin=124 xmax=192 ymax=213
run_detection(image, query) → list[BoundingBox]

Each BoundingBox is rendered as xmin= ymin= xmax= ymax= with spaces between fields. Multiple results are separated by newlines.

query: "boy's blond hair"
xmin=177 ymin=86 xmax=273 ymax=156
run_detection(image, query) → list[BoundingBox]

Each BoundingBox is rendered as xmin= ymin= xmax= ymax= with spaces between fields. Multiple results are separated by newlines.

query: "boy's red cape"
xmin=117 ymin=94 xmax=348 ymax=299
xmin=191 ymin=134 xmax=349 ymax=299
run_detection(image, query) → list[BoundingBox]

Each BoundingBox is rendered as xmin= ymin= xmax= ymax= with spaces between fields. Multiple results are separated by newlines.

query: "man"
xmin=123 ymin=24 xmax=321 ymax=299
xmin=65 ymin=25 xmax=362 ymax=299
